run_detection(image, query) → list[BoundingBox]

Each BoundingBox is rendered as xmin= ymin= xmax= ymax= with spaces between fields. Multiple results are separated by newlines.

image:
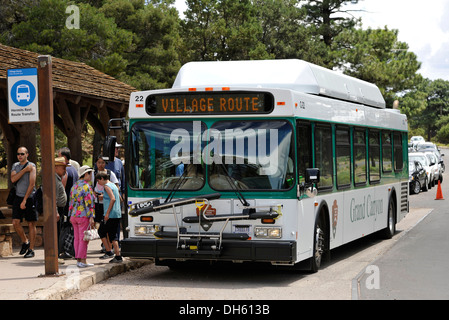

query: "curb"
xmin=28 ymin=259 xmax=151 ymax=300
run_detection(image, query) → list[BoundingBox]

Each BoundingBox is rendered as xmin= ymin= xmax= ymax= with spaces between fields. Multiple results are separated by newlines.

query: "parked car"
xmin=409 ymin=152 xmax=432 ymax=190
xmin=416 ymin=142 xmax=445 ymax=173
xmin=424 ymin=152 xmax=440 ymax=185
xmin=409 ymin=160 xmax=427 ymax=194
xmin=410 ymin=136 xmax=425 ymax=148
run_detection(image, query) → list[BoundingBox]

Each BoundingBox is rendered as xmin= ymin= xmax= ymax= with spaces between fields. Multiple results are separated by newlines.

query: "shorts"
xmin=12 ymin=196 xmax=38 ymax=222
xmin=98 ymin=218 xmax=120 ymax=242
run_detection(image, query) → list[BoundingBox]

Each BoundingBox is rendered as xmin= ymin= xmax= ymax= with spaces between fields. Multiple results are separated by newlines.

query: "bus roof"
xmin=172 ymin=59 xmax=386 ymax=109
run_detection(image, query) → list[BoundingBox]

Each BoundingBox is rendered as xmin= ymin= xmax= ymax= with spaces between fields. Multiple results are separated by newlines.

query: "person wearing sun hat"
xmin=68 ymin=165 xmax=96 ymax=268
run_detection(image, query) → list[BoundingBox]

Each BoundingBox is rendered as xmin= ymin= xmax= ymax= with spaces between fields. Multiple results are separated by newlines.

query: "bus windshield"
xmin=129 ymin=120 xmax=294 ymax=191
xmin=208 ymin=120 xmax=294 ymax=190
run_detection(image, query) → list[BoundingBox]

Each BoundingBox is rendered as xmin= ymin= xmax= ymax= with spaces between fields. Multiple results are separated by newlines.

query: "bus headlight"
xmin=255 ymin=227 xmax=282 ymax=239
xmin=134 ymin=224 xmax=159 ymax=236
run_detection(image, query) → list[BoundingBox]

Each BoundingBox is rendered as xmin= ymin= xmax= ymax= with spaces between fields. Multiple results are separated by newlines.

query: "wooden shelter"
xmin=0 ymin=43 xmax=135 ymax=185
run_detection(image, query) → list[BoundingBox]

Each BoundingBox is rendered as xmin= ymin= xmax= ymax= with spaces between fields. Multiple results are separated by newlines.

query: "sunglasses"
xmin=17 ymin=153 xmax=26 ymax=156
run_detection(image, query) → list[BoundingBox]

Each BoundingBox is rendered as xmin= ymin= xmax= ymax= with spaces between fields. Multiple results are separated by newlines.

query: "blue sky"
xmin=174 ymin=0 xmax=449 ymax=81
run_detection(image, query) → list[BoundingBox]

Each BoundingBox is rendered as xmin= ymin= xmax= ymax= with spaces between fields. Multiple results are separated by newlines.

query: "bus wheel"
xmin=381 ymin=198 xmax=396 ymax=239
xmin=310 ymin=214 xmax=326 ymax=273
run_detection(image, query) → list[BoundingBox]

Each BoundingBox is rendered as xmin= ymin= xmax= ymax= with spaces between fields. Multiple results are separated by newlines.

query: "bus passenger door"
xmin=296 ymin=121 xmax=316 ymax=259
xmin=297 ymin=121 xmax=313 ymax=197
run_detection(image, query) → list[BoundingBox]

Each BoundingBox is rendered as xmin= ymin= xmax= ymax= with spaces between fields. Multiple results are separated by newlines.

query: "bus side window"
xmin=382 ymin=131 xmax=392 ymax=173
xmin=315 ymin=124 xmax=333 ymax=189
xmin=393 ymin=132 xmax=404 ymax=171
xmin=353 ymin=129 xmax=367 ymax=186
xmin=369 ymin=130 xmax=381 ymax=183
xmin=297 ymin=121 xmax=312 ymax=185
xmin=336 ymin=126 xmax=351 ymax=188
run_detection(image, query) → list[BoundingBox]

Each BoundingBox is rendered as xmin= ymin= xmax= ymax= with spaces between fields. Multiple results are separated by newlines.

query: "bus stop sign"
xmin=7 ymin=68 xmax=39 ymax=123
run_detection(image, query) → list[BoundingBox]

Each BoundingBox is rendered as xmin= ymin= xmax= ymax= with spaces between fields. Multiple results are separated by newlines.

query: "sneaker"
xmin=99 ymin=251 xmax=114 ymax=259
xmin=77 ymin=262 xmax=94 ymax=268
xmin=109 ymin=256 xmax=123 ymax=263
xmin=59 ymin=252 xmax=73 ymax=260
xmin=19 ymin=242 xmax=30 ymax=255
xmin=24 ymin=249 xmax=35 ymax=258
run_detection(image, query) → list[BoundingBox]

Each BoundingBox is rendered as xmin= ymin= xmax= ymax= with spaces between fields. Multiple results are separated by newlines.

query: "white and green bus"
xmin=111 ymin=59 xmax=408 ymax=272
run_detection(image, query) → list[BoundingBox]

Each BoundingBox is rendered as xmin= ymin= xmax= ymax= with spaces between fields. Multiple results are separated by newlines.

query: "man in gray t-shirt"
xmin=11 ymin=147 xmax=37 ymax=258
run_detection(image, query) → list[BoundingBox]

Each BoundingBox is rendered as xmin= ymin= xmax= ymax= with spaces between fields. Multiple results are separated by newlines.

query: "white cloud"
xmin=352 ymin=0 xmax=449 ymax=80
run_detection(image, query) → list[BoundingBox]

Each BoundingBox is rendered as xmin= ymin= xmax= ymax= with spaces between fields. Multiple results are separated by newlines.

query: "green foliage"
xmin=400 ymin=77 xmax=449 ymax=142
xmin=101 ymin=0 xmax=183 ymax=89
xmin=0 ymin=0 xmax=444 ymax=140
xmin=1 ymin=0 xmax=134 ymax=78
xmin=332 ymin=26 xmax=422 ymax=107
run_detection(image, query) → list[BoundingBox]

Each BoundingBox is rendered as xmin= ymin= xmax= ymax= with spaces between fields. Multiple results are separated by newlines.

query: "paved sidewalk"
xmin=0 ymin=237 xmax=150 ymax=300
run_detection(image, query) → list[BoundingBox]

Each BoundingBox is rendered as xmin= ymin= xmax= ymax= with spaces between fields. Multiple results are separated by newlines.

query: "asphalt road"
xmin=67 ymin=149 xmax=448 ymax=301
xmin=358 ymin=152 xmax=449 ymax=300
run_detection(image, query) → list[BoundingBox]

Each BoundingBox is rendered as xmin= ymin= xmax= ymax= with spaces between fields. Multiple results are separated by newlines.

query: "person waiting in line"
xmin=57 ymin=147 xmax=79 ymax=259
xmin=54 ymin=157 xmax=68 ymax=264
xmin=96 ymin=171 xmax=123 ymax=263
xmin=93 ymin=155 xmax=119 ymax=253
xmin=10 ymin=147 xmax=38 ymax=258
xmin=69 ymin=165 xmax=96 ymax=268
xmin=93 ymin=155 xmax=119 ymax=225
xmin=105 ymin=143 xmax=125 ymax=248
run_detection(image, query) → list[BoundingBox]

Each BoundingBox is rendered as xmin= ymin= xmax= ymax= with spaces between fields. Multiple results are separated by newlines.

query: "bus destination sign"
xmin=145 ymin=91 xmax=274 ymax=115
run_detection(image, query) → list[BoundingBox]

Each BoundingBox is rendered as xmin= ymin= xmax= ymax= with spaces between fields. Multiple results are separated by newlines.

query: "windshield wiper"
xmin=165 ymin=163 xmax=189 ymax=203
xmin=220 ymin=162 xmax=250 ymax=207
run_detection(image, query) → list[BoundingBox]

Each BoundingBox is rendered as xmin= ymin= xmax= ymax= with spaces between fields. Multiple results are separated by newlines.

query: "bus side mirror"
xmin=298 ymin=168 xmax=320 ymax=199
xmin=103 ymin=136 xmax=116 ymax=162
xmin=305 ymin=168 xmax=320 ymax=184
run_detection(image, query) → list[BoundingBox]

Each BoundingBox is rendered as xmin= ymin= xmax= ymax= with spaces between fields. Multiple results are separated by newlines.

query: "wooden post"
xmin=38 ymin=55 xmax=58 ymax=275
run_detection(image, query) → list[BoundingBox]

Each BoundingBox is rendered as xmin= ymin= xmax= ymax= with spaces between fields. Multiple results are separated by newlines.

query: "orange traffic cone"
xmin=435 ymin=180 xmax=444 ymax=200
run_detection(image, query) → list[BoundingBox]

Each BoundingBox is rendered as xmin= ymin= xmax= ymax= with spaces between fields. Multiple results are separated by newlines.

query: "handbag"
xmin=6 ymin=186 xmax=16 ymax=206
xmin=59 ymin=223 xmax=75 ymax=256
xmin=83 ymin=224 xmax=99 ymax=241
xmin=7 ymin=162 xmax=29 ymax=206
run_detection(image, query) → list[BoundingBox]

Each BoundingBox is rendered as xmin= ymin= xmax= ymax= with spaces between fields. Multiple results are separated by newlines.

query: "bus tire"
xmin=380 ymin=197 xmax=396 ymax=239
xmin=309 ymin=211 xmax=328 ymax=273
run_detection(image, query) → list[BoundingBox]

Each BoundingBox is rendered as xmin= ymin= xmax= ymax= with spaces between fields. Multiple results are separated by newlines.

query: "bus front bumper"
xmin=121 ymin=238 xmax=297 ymax=263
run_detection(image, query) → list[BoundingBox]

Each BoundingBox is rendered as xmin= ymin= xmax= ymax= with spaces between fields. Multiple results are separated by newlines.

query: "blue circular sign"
xmin=10 ymin=80 xmax=36 ymax=107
